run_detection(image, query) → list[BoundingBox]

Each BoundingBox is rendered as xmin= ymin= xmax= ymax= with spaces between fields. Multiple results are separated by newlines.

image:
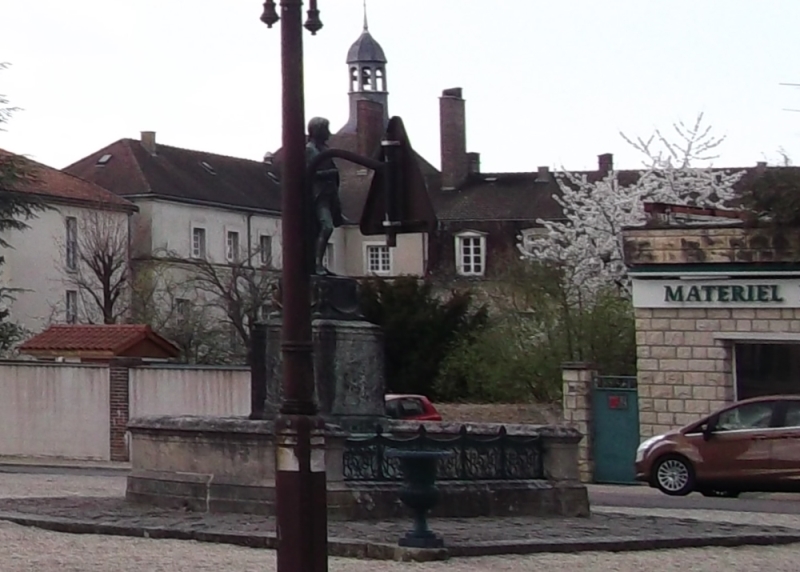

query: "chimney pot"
xmin=440 ymin=88 xmax=467 ymax=189
xmin=535 ymin=166 xmax=550 ymax=182
xmin=141 ymin=131 xmax=156 ymax=155
xmin=598 ymin=153 xmax=613 ymax=174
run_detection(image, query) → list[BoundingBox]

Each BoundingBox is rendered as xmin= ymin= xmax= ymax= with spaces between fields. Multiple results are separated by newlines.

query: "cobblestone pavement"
xmin=1 ymin=494 xmax=798 ymax=546
xmin=1 ymin=472 xmax=800 ymax=570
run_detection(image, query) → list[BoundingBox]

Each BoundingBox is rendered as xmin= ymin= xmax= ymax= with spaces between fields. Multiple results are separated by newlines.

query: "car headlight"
xmin=635 ymin=435 xmax=663 ymax=461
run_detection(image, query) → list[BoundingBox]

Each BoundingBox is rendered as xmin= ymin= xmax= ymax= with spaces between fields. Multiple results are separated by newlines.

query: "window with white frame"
xmin=455 ymin=232 xmax=486 ymax=276
xmin=365 ymin=244 xmax=391 ymax=275
xmin=259 ymin=235 xmax=273 ymax=266
xmin=191 ymin=227 xmax=206 ymax=259
xmin=226 ymin=230 xmax=240 ymax=262
xmin=65 ymin=216 xmax=78 ymax=271
xmin=65 ymin=290 xmax=78 ymax=324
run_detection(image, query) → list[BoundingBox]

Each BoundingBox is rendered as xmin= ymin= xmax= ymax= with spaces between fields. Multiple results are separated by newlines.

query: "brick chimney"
xmin=357 ymin=100 xmax=385 ymax=157
xmin=141 ymin=131 xmax=157 ymax=156
xmin=440 ymin=87 xmax=468 ymax=189
xmin=535 ymin=166 xmax=550 ymax=183
xmin=598 ymin=153 xmax=613 ymax=174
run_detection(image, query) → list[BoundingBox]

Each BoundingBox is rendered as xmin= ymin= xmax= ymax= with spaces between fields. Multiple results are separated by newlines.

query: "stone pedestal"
xmin=265 ymin=318 xmax=386 ymax=432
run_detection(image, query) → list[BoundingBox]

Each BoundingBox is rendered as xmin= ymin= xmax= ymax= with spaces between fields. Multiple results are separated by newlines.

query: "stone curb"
xmin=1 ymin=511 xmax=800 ymax=561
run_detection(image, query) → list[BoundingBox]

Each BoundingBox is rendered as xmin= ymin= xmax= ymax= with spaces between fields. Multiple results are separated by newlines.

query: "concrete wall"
xmin=129 ymin=366 xmax=250 ymax=417
xmin=0 ymin=362 xmax=110 ymax=460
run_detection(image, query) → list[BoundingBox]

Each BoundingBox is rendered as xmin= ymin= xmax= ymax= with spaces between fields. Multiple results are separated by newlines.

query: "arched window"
xmin=361 ymin=66 xmax=372 ymax=91
xmin=375 ymin=68 xmax=385 ymax=91
xmin=350 ymin=66 xmax=359 ymax=91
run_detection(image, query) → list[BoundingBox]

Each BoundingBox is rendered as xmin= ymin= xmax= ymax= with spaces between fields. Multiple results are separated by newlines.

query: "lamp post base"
xmin=274 ymin=413 xmax=328 ymax=572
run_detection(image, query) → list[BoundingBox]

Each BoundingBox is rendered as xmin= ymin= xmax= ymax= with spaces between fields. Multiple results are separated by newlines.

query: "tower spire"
xmin=363 ymin=0 xmax=368 ymax=31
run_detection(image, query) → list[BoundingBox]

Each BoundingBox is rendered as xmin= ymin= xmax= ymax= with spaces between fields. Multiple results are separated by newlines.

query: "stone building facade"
xmin=624 ymin=220 xmax=800 ymax=439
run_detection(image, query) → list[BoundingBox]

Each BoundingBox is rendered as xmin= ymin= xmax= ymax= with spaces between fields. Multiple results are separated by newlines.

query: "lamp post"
xmin=261 ymin=1 xmax=328 ymax=571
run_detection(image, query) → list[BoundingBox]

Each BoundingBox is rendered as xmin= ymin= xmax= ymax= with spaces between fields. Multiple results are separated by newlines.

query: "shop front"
xmin=624 ymin=222 xmax=800 ymax=439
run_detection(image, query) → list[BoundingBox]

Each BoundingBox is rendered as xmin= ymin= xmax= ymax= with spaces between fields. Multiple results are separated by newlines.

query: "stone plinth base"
xmin=264 ymin=319 xmax=387 ymax=433
xmin=126 ymin=415 xmax=589 ymax=520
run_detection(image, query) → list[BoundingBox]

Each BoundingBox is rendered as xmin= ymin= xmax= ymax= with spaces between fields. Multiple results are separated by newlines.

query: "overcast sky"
xmin=2 ymin=0 xmax=800 ymax=173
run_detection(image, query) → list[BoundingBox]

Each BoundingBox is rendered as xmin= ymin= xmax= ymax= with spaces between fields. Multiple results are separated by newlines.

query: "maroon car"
xmin=385 ymin=394 xmax=442 ymax=421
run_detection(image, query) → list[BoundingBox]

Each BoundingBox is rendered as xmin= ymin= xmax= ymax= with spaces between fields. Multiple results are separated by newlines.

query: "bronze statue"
xmin=306 ymin=117 xmax=344 ymax=275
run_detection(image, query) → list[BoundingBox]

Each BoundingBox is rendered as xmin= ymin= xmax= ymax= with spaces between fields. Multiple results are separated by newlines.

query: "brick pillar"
xmin=562 ymin=362 xmax=597 ymax=483
xmin=109 ymin=358 xmax=137 ymax=462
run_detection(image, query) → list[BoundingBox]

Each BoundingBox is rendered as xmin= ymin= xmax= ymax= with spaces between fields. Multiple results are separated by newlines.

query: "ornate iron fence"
xmin=343 ymin=425 xmax=544 ymax=482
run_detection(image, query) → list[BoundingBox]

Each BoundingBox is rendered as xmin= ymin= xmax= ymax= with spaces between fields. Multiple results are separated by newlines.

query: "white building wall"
xmin=0 ymin=204 xmax=130 ymax=333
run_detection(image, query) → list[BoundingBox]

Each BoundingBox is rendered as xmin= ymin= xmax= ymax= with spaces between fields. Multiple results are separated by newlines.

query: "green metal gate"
xmin=591 ymin=375 xmax=640 ymax=484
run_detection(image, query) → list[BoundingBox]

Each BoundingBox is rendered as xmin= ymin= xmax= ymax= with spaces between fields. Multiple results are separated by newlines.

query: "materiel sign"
xmin=632 ymin=278 xmax=800 ymax=309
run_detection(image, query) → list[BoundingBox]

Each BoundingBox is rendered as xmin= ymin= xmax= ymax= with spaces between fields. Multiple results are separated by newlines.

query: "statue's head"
xmin=308 ymin=117 xmax=331 ymax=143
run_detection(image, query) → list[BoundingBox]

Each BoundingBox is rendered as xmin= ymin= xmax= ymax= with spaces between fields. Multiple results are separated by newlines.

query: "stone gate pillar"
xmin=562 ymin=362 xmax=596 ymax=483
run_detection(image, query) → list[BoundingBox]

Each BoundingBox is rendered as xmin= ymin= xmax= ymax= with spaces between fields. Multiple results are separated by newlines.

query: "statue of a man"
xmin=306 ymin=117 xmax=343 ymax=276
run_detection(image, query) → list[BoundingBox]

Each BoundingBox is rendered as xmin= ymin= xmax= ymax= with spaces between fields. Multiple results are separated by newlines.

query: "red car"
xmin=385 ymin=394 xmax=442 ymax=421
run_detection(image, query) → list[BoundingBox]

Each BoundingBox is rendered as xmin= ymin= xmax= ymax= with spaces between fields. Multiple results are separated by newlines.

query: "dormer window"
xmin=455 ymin=231 xmax=487 ymax=277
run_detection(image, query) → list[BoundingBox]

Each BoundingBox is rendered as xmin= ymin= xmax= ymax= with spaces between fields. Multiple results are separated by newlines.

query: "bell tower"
xmin=340 ymin=1 xmax=389 ymax=133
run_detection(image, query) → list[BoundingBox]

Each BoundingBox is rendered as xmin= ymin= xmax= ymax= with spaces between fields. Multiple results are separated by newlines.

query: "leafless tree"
xmin=187 ymin=246 xmax=279 ymax=361
xmin=58 ymin=209 xmax=130 ymax=324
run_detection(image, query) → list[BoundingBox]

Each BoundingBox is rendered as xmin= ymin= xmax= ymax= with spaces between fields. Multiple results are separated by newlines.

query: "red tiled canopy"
xmin=19 ymin=324 xmax=180 ymax=360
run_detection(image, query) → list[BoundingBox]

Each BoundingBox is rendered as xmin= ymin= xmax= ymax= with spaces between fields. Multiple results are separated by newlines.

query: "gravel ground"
xmin=0 ymin=520 xmax=799 ymax=572
xmin=1 ymin=472 xmax=800 ymax=570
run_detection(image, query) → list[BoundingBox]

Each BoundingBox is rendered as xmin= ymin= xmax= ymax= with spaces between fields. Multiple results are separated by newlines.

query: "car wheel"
xmin=700 ymin=489 xmax=740 ymax=498
xmin=653 ymin=455 xmax=695 ymax=496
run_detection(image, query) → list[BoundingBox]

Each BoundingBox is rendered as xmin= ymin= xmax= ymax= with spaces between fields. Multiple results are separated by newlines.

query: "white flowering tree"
xmin=521 ymin=114 xmax=745 ymax=297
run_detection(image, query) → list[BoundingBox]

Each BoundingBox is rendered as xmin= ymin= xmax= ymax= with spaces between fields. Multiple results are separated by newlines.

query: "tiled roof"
xmin=0 ymin=149 xmax=135 ymax=211
xmin=19 ymin=324 xmax=180 ymax=357
xmin=432 ymin=166 xmax=799 ymax=223
xmin=63 ymin=139 xmax=282 ymax=213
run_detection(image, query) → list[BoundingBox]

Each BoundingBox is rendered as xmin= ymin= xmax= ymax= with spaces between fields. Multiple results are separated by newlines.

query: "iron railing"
xmin=343 ymin=425 xmax=544 ymax=482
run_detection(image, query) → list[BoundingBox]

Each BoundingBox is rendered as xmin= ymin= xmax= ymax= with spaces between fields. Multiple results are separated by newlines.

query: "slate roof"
xmin=432 ymin=169 xmax=640 ymax=222
xmin=347 ymin=30 xmax=387 ymax=63
xmin=63 ymin=139 xmax=282 ymax=214
xmin=432 ymin=166 xmax=799 ymax=223
xmin=0 ymin=149 xmax=135 ymax=211
xmin=19 ymin=324 xmax=180 ymax=358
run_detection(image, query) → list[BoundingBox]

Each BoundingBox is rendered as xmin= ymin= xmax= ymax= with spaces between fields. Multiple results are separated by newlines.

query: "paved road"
xmin=590 ymin=484 xmax=800 ymax=515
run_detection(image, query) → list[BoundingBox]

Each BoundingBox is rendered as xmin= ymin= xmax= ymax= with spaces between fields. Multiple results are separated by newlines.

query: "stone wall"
xmin=635 ymin=306 xmax=800 ymax=437
xmin=561 ymin=363 xmax=594 ymax=483
xmin=623 ymin=226 xmax=800 ymax=266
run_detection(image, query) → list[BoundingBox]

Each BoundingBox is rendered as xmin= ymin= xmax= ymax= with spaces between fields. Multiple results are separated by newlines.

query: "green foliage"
xmin=359 ymin=276 xmax=488 ymax=398
xmin=436 ymin=261 xmax=636 ymax=403
xmin=738 ymin=168 xmax=800 ymax=229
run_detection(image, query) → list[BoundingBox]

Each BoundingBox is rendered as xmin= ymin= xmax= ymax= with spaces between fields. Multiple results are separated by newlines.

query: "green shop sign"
xmin=664 ymin=284 xmax=784 ymax=303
